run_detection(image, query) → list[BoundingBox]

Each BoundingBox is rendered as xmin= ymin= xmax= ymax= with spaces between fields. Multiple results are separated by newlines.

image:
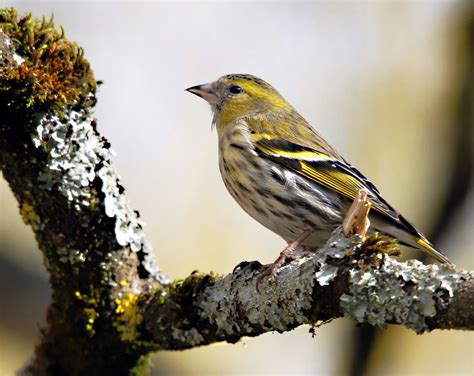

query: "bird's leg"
xmin=343 ymin=189 xmax=371 ymax=239
xmin=256 ymin=228 xmax=314 ymax=292
xmin=256 ymin=190 xmax=372 ymax=292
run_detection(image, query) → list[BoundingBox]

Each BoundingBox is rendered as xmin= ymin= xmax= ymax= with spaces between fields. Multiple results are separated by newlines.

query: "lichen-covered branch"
xmin=139 ymin=230 xmax=473 ymax=351
xmin=0 ymin=9 xmax=164 ymax=375
xmin=1 ymin=8 xmax=473 ymax=376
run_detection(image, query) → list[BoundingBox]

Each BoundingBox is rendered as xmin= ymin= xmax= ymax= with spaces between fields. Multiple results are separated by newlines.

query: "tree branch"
xmin=1 ymin=9 xmax=473 ymax=375
xmin=139 ymin=230 xmax=473 ymax=352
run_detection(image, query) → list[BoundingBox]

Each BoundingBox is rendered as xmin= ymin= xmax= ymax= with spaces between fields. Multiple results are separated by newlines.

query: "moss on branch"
xmin=0 ymin=9 xmax=162 ymax=375
xmin=0 ymin=8 xmax=95 ymax=115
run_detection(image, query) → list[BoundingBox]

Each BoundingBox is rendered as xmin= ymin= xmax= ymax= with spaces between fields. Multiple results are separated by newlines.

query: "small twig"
xmin=343 ymin=189 xmax=371 ymax=239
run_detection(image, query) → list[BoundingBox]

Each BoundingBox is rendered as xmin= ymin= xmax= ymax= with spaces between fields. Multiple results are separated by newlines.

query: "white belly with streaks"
xmin=217 ymin=122 xmax=344 ymax=247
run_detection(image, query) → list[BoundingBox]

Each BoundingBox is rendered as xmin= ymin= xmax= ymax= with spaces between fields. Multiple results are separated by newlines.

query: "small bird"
xmin=186 ymin=74 xmax=451 ymax=278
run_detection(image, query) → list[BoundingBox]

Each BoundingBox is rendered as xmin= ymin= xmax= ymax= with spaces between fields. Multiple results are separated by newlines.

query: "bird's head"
xmin=186 ymin=74 xmax=290 ymax=128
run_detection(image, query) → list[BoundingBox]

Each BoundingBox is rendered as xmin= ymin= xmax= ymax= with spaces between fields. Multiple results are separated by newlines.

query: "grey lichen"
xmin=340 ymin=255 xmax=470 ymax=333
xmin=315 ymin=264 xmax=340 ymax=286
xmin=165 ymin=228 xmax=470 ymax=343
xmin=170 ymin=327 xmax=205 ymax=348
xmin=142 ymin=226 xmax=472 ymax=352
xmin=33 ymin=111 xmax=107 ymax=206
xmin=314 ymin=230 xmax=355 ymax=286
xmin=192 ymin=231 xmax=354 ymax=337
xmin=191 ymin=260 xmax=313 ymax=338
xmin=31 ymin=109 xmax=166 ymax=282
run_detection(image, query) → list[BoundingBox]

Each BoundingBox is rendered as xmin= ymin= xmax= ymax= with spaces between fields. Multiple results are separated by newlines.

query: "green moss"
xmin=167 ymin=271 xmax=219 ymax=304
xmin=0 ymin=8 xmax=96 ymax=116
xmin=129 ymin=354 xmax=152 ymax=376
xmin=113 ymin=292 xmax=142 ymax=342
xmin=74 ymin=287 xmax=103 ymax=336
xmin=362 ymin=232 xmax=401 ymax=257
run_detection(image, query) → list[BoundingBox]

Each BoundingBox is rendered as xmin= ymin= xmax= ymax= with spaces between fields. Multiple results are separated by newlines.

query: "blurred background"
xmin=1 ymin=1 xmax=473 ymax=375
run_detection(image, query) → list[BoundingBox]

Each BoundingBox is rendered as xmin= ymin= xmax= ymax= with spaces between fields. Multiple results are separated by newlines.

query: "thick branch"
xmin=139 ymin=230 xmax=473 ymax=350
xmin=0 ymin=11 xmax=164 ymax=374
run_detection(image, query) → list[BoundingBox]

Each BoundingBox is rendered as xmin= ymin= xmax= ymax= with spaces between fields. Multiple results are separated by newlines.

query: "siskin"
xmin=186 ymin=74 xmax=451 ymax=276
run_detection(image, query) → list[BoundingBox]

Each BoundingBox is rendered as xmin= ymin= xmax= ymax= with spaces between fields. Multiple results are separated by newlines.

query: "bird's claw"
xmin=255 ymin=260 xmax=283 ymax=294
xmin=255 ymin=246 xmax=311 ymax=293
xmin=232 ymin=260 xmax=263 ymax=274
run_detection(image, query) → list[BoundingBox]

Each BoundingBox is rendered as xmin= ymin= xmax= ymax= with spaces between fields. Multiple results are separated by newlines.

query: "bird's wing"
xmin=251 ymin=134 xmax=393 ymax=213
xmin=250 ymin=133 xmax=451 ymax=263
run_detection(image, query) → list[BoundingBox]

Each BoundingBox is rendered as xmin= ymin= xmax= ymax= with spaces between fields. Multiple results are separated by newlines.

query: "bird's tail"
xmin=371 ymin=215 xmax=452 ymax=265
xmin=412 ymin=237 xmax=452 ymax=264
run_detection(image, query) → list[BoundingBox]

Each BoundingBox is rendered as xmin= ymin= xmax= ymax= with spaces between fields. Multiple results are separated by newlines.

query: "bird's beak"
xmin=186 ymin=82 xmax=220 ymax=105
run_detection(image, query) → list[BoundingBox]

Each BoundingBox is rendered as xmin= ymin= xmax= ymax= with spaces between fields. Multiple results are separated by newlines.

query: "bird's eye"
xmin=229 ymin=85 xmax=243 ymax=95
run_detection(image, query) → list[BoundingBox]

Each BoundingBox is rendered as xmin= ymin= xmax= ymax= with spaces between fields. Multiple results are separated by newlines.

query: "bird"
xmin=186 ymin=74 xmax=451 ymax=280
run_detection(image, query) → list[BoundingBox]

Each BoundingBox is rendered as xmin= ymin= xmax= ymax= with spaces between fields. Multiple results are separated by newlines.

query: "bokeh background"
xmin=1 ymin=1 xmax=473 ymax=375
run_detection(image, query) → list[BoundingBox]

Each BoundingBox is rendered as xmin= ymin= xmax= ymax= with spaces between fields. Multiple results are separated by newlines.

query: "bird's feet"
xmin=256 ymin=228 xmax=314 ymax=293
xmin=233 ymin=260 xmax=263 ymax=274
